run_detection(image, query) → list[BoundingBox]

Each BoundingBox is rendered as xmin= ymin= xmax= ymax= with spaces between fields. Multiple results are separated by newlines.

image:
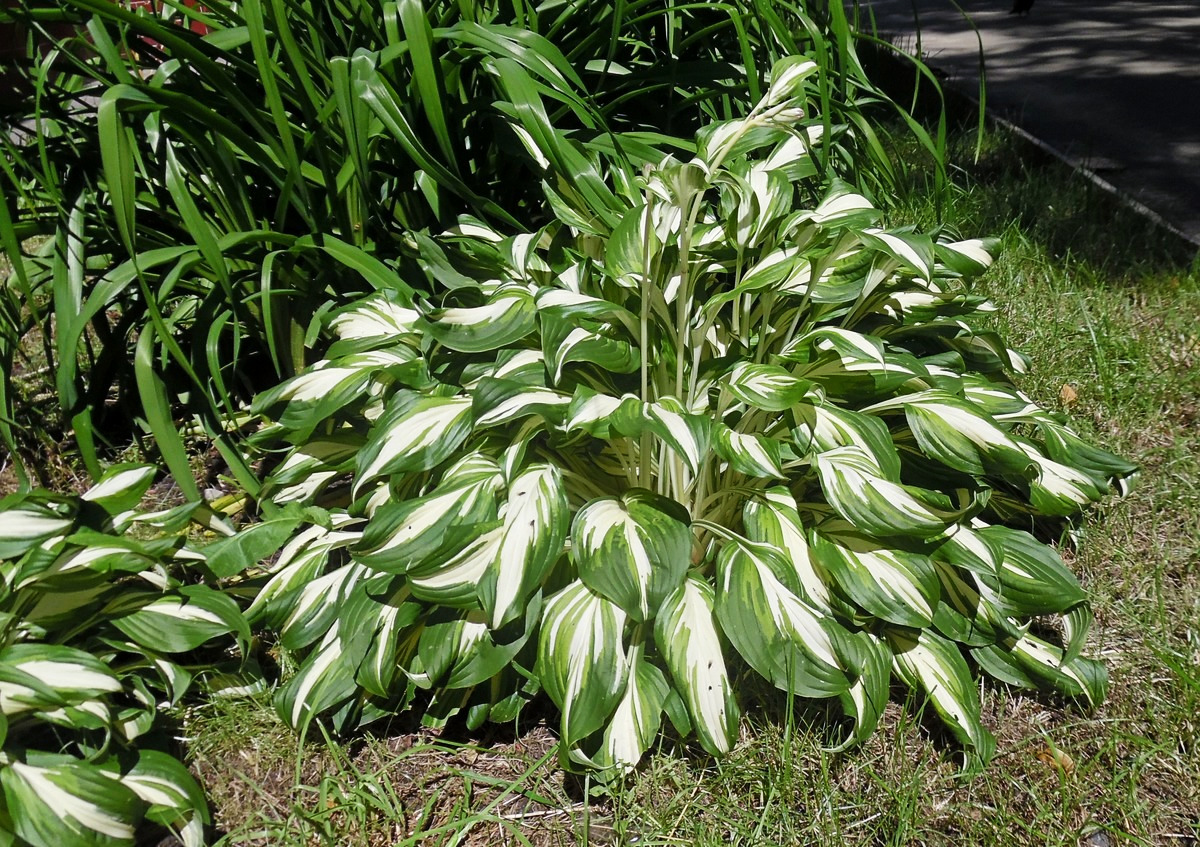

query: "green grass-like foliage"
xmin=244 ymin=60 xmax=1135 ymax=774
xmin=0 ymin=0 xmax=939 ymax=494
xmin=0 ymin=465 xmax=251 ymax=846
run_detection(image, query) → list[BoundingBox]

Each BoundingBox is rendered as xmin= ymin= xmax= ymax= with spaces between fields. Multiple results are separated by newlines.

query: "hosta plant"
xmin=241 ymin=59 xmax=1135 ymax=773
xmin=0 ymin=0 xmax=941 ymax=492
xmin=0 ymin=465 xmax=251 ymax=846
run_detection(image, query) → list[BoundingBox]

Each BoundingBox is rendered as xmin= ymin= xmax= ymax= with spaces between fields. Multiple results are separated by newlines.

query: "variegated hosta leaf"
xmin=814 ymin=446 xmax=972 ymax=539
xmin=974 ymin=525 xmax=1086 ymax=616
xmin=353 ymin=392 xmax=474 ymax=493
xmin=80 ymin=463 xmax=157 ymax=515
xmin=714 ymin=537 xmax=857 ymax=699
xmin=722 ymin=362 xmax=816 ymax=412
xmin=836 ymin=631 xmax=891 ymax=748
xmin=887 ymin=627 xmax=996 ymax=765
xmin=123 ymin=750 xmax=210 ymax=846
xmin=742 ymin=489 xmax=832 ymax=610
xmin=327 ymin=292 xmax=419 ymax=342
xmin=275 ymin=623 xmax=360 ymax=732
xmin=571 ymin=489 xmax=690 ymax=621
xmin=569 ymin=644 xmax=670 ymax=774
xmin=934 ymin=238 xmax=997 ymax=277
xmin=610 ymin=396 xmax=710 ymax=475
xmin=540 ymin=313 xmax=640 ymax=384
xmin=260 ymin=435 xmax=364 ymax=503
xmin=423 ymin=286 xmax=536 ymax=352
xmin=655 ymin=577 xmax=740 ymax=756
xmin=0 ymin=644 xmax=122 ymax=716
xmin=537 ymin=580 xmax=628 ymax=747
xmin=973 ymin=633 xmax=1107 ymax=705
xmin=810 ymin=526 xmax=940 ymax=628
xmin=1038 ymin=420 xmax=1138 ymax=488
xmin=563 ymin=386 xmax=624 ymax=438
xmin=477 ymin=464 xmax=568 ymax=629
xmin=246 ymin=520 xmax=362 ymax=627
xmin=790 ymin=402 xmax=901 ymax=480
xmin=712 ymin=424 xmax=788 ymax=479
xmin=354 ymin=464 xmax=502 ymax=573
xmin=471 ymin=378 xmax=571 ymax=429
xmin=0 ymin=499 xmax=74 ymax=561
xmin=891 ymin=390 xmax=1033 ymax=478
xmin=110 ymin=585 xmax=250 ymax=654
xmin=1 ymin=760 xmax=141 ymax=847
xmin=252 ymin=347 xmax=424 ymax=434
xmin=276 ymin=563 xmax=367 ymax=651
xmin=417 ymin=601 xmax=538 ymax=691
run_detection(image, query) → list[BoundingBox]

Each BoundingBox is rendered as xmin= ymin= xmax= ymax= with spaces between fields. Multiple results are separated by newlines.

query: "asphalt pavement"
xmin=860 ymin=0 xmax=1200 ymax=246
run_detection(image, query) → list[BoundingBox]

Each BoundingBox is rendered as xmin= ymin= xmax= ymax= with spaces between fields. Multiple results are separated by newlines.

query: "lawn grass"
xmin=182 ymin=125 xmax=1200 ymax=846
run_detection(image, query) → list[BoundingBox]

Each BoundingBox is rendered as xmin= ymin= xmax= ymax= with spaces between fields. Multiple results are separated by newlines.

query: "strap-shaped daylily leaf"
xmin=423 ymin=286 xmax=536 ymax=352
xmin=722 ymin=362 xmax=816 ymax=411
xmin=887 ymin=627 xmax=996 ymax=765
xmin=1 ymin=760 xmax=141 ymax=847
xmin=814 ymin=446 xmax=970 ymax=539
xmin=570 ymin=643 xmax=670 ymax=774
xmin=712 ymin=424 xmax=787 ymax=479
xmin=572 ymin=490 xmax=691 ymax=621
xmin=477 ymin=464 xmax=568 ymax=629
xmin=537 ymin=580 xmax=628 ymax=747
xmin=354 ymin=392 xmax=474 ymax=493
xmin=655 ymin=577 xmax=740 ymax=756
xmin=810 ymin=525 xmax=940 ymax=628
xmin=714 ymin=536 xmax=856 ymax=699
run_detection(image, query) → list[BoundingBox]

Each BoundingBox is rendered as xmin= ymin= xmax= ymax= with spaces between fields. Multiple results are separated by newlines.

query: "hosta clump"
xmin=0 ymin=466 xmax=251 ymax=846
xmin=246 ymin=59 xmax=1135 ymax=772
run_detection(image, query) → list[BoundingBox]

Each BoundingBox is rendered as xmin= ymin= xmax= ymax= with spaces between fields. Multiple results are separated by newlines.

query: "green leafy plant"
xmin=0 ymin=0 xmax=943 ymax=493
xmin=240 ymin=60 xmax=1135 ymax=774
xmin=0 ymin=464 xmax=251 ymax=845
